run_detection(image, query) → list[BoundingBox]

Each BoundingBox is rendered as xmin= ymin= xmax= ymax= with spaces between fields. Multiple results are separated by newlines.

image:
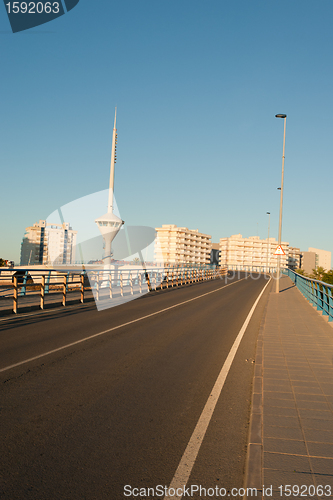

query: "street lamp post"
xmin=275 ymin=113 xmax=287 ymax=293
xmin=266 ymin=212 xmax=270 ymax=272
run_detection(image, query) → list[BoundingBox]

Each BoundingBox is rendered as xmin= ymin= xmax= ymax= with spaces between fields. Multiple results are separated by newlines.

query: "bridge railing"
xmin=225 ymin=265 xmax=277 ymax=273
xmin=283 ymin=269 xmax=333 ymax=323
xmin=0 ymin=265 xmax=227 ymax=314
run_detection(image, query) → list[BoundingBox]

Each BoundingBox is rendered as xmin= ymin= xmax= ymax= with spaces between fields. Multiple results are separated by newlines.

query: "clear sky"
xmin=1 ymin=0 xmax=332 ymax=265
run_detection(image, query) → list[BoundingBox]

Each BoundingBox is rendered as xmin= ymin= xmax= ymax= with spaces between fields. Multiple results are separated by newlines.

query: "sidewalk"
xmin=247 ymin=275 xmax=333 ymax=499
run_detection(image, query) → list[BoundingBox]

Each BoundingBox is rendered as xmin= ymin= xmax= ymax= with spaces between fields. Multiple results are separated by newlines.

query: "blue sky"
xmin=1 ymin=0 xmax=332 ymax=265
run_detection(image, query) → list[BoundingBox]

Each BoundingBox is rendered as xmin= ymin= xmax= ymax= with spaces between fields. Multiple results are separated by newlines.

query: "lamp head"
xmin=275 ymin=114 xmax=287 ymax=118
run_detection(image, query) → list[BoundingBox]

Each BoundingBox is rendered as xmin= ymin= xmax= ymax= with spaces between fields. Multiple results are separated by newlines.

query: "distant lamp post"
xmin=275 ymin=113 xmax=287 ymax=293
xmin=266 ymin=212 xmax=271 ymax=272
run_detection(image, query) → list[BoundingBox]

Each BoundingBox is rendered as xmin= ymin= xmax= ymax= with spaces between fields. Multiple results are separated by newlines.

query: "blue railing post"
xmin=322 ymin=284 xmax=330 ymax=319
xmin=20 ymin=270 xmax=29 ymax=296
xmin=45 ymin=271 xmax=51 ymax=294
xmin=329 ymin=288 xmax=333 ymax=322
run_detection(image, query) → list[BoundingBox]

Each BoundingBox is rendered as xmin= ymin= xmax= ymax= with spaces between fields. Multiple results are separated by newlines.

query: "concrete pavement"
xmin=246 ymin=275 xmax=333 ymax=499
xmin=0 ymin=274 xmax=267 ymax=500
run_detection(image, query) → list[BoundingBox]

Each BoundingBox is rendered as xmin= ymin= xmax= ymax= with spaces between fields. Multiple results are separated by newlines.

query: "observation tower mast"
xmin=95 ymin=108 xmax=124 ymax=265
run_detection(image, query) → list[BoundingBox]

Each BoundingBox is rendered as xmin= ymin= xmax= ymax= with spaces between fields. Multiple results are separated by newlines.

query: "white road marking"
xmin=163 ymin=277 xmax=272 ymax=500
xmin=0 ymin=277 xmax=248 ymax=374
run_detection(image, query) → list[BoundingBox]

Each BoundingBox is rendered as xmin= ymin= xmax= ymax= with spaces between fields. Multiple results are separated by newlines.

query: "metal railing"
xmin=0 ymin=266 xmax=227 ymax=314
xmin=0 ymin=270 xmax=86 ymax=314
xmin=283 ymin=269 xmax=333 ymax=323
xmin=224 ymin=265 xmax=277 ymax=273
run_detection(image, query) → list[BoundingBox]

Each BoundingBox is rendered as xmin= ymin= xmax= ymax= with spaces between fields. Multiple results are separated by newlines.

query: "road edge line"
xmin=163 ymin=276 xmax=272 ymax=500
xmin=243 ymin=277 xmax=273 ymax=500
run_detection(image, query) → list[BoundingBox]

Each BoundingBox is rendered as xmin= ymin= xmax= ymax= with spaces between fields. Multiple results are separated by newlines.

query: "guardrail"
xmin=0 ymin=266 xmax=227 ymax=314
xmin=0 ymin=270 xmax=86 ymax=314
xmin=224 ymin=265 xmax=277 ymax=273
xmin=283 ymin=269 xmax=333 ymax=323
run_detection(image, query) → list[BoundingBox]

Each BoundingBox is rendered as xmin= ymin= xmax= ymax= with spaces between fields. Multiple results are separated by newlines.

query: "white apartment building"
xmin=301 ymin=251 xmax=317 ymax=274
xmin=219 ymin=234 xmax=289 ymax=270
xmin=308 ymin=247 xmax=331 ymax=271
xmin=287 ymin=247 xmax=302 ymax=270
xmin=155 ymin=224 xmax=212 ymax=266
xmin=20 ymin=220 xmax=77 ymax=266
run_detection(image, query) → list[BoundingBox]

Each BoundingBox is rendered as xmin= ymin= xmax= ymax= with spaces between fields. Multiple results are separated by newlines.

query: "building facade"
xmin=155 ymin=224 xmax=212 ymax=266
xmin=20 ymin=220 xmax=77 ymax=266
xmin=301 ymin=251 xmax=317 ymax=275
xmin=219 ymin=234 xmax=289 ymax=270
xmin=308 ymin=247 xmax=331 ymax=271
xmin=287 ymin=247 xmax=302 ymax=270
xmin=210 ymin=243 xmax=220 ymax=266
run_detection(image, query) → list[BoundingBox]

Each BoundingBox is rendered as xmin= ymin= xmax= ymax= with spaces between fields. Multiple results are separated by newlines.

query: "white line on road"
xmin=0 ymin=277 xmax=249 ymax=374
xmin=163 ymin=277 xmax=272 ymax=500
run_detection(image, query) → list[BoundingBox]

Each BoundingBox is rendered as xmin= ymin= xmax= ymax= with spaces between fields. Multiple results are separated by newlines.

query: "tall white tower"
xmin=95 ymin=108 xmax=124 ymax=265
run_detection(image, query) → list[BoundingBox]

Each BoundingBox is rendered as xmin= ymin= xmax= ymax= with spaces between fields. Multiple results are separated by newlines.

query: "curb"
xmin=243 ymin=289 xmax=272 ymax=499
xmin=243 ymin=330 xmax=263 ymax=498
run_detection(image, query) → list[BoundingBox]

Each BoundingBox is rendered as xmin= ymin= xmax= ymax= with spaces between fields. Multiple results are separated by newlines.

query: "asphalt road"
xmin=0 ymin=273 xmax=272 ymax=500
